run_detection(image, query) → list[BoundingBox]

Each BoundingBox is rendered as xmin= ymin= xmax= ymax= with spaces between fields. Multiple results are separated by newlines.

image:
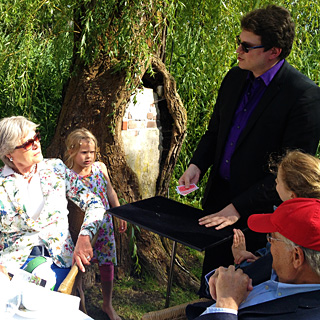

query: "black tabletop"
xmin=108 ymin=196 xmax=236 ymax=251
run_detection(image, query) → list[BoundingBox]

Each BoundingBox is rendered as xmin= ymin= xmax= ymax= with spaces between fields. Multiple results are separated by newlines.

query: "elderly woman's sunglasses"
xmin=236 ymin=35 xmax=265 ymax=53
xmin=15 ymin=132 xmax=41 ymax=151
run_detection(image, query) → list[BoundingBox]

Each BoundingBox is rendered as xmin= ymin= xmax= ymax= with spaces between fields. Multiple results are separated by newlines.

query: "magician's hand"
xmin=178 ymin=164 xmax=201 ymax=188
xmin=209 ymin=265 xmax=253 ymax=310
xmin=199 ymin=203 xmax=240 ymax=230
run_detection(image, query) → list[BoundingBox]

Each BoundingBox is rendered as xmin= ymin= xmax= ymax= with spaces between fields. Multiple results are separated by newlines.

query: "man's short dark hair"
xmin=241 ymin=5 xmax=295 ymax=60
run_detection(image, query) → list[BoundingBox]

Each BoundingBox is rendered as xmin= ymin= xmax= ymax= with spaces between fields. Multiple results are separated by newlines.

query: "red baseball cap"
xmin=248 ymin=198 xmax=320 ymax=251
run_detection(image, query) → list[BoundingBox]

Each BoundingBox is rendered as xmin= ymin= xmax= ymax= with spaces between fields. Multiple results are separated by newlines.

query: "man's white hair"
xmin=278 ymin=233 xmax=320 ymax=277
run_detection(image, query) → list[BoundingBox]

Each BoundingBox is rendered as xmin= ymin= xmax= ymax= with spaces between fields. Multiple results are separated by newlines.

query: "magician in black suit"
xmin=179 ymin=5 xmax=320 ymax=278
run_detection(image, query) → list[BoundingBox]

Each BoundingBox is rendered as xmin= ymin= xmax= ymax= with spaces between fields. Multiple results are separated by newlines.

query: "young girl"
xmin=64 ymin=128 xmax=127 ymax=320
xmin=232 ymin=150 xmax=320 ymax=265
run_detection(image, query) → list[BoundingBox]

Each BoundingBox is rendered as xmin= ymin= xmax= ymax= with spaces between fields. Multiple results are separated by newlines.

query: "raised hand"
xmin=232 ymin=228 xmax=259 ymax=264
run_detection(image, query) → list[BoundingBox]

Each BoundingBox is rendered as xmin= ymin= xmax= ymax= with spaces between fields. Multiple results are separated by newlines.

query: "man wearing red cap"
xmin=191 ymin=198 xmax=320 ymax=319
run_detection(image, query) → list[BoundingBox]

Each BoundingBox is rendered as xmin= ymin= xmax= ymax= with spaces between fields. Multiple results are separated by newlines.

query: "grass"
xmin=86 ymin=273 xmax=200 ymax=320
xmin=85 ymin=245 xmax=204 ymax=320
xmin=183 ymin=247 xmax=204 ymax=280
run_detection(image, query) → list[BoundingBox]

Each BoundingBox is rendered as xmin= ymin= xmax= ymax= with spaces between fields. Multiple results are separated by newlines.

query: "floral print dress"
xmin=0 ymin=159 xmax=105 ymax=270
xmin=77 ymin=162 xmax=117 ymax=265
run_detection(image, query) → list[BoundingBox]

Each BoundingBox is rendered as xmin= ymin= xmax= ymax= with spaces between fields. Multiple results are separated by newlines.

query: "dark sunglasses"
xmin=15 ymin=132 xmax=41 ymax=151
xmin=236 ymin=35 xmax=264 ymax=53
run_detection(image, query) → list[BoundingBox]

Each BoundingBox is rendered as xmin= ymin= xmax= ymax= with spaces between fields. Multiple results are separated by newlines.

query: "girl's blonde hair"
xmin=274 ymin=150 xmax=320 ymax=199
xmin=64 ymin=128 xmax=98 ymax=169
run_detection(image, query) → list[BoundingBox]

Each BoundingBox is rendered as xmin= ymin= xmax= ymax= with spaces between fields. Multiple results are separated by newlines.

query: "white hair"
xmin=279 ymin=233 xmax=320 ymax=277
xmin=0 ymin=116 xmax=38 ymax=169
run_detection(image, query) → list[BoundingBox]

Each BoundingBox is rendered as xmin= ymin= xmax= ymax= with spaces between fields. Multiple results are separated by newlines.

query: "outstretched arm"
xmin=199 ymin=204 xmax=240 ymax=230
xmin=178 ymin=164 xmax=201 ymax=188
xmin=72 ymin=235 xmax=93 ymax=272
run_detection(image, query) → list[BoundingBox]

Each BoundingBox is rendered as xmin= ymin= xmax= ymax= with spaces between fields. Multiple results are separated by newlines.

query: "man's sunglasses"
xmin=15 ymin=132 xmax=41 ymax=151
xmin=266 ymin=233 xmax=285 ymax=243
xmin=236 ymin=35 xmax=265 ymax=53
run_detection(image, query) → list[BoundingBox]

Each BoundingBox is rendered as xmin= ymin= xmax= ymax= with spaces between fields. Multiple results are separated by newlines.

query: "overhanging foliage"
xmin=0 ymin=0 xmax=319 ymax=206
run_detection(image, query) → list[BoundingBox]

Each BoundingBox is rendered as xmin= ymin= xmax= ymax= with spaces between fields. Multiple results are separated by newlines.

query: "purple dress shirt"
xmin=219 ymin=60 xmax=285 ymax=180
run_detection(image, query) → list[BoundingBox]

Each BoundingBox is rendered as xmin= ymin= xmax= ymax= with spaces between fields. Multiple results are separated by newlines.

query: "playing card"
xmin=176 ymin=184 xmax=199 ymax=196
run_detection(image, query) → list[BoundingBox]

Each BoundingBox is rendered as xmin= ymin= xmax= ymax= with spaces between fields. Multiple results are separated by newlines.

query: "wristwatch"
xmin=78 ymin=229 xmax=93 ymax=239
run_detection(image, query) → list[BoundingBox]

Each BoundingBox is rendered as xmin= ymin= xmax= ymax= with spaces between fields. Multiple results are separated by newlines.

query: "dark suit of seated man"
xmin=189 ymin=198 xmax=320 ymax=320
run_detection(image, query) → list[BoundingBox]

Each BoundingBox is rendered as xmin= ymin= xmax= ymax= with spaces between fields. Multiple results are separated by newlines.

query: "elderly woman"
xmin=0 ymin=116 xmax=105 ymax=290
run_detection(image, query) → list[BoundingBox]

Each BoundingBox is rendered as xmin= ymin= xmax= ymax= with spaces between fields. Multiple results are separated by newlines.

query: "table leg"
xmin=165 ymin=240 xmax=177 ymax=308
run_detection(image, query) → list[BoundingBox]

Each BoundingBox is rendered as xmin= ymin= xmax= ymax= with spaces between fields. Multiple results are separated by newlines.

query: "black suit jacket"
xmin=191 ymin=61 xmax=320 ymax=217
xmin=193 ymin=290 xmax=320 ymax=320
xmin=190 ymin=254 xmax=320 ymax=320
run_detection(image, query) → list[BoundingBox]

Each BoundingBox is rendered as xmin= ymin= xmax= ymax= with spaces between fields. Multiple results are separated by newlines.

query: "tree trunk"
xmin=46 ymin=53 xmax=197 ymax=289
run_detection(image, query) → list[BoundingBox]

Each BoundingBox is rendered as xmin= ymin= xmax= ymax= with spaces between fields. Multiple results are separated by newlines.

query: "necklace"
xmin=22 ymin=164 xmax=37 ymax=180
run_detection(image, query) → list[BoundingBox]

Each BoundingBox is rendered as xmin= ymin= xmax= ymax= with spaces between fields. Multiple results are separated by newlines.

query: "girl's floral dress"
xmin=77 ymin=162 xmax=117 ymax=265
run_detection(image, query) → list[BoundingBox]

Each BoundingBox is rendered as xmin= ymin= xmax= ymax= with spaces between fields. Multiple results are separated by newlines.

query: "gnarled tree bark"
xmin=46 ymin=53 xmax=198 ymax=290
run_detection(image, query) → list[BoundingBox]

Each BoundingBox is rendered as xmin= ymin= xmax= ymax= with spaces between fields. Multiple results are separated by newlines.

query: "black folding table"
xmin=108 ymin=196 xmax=238 ymax=307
